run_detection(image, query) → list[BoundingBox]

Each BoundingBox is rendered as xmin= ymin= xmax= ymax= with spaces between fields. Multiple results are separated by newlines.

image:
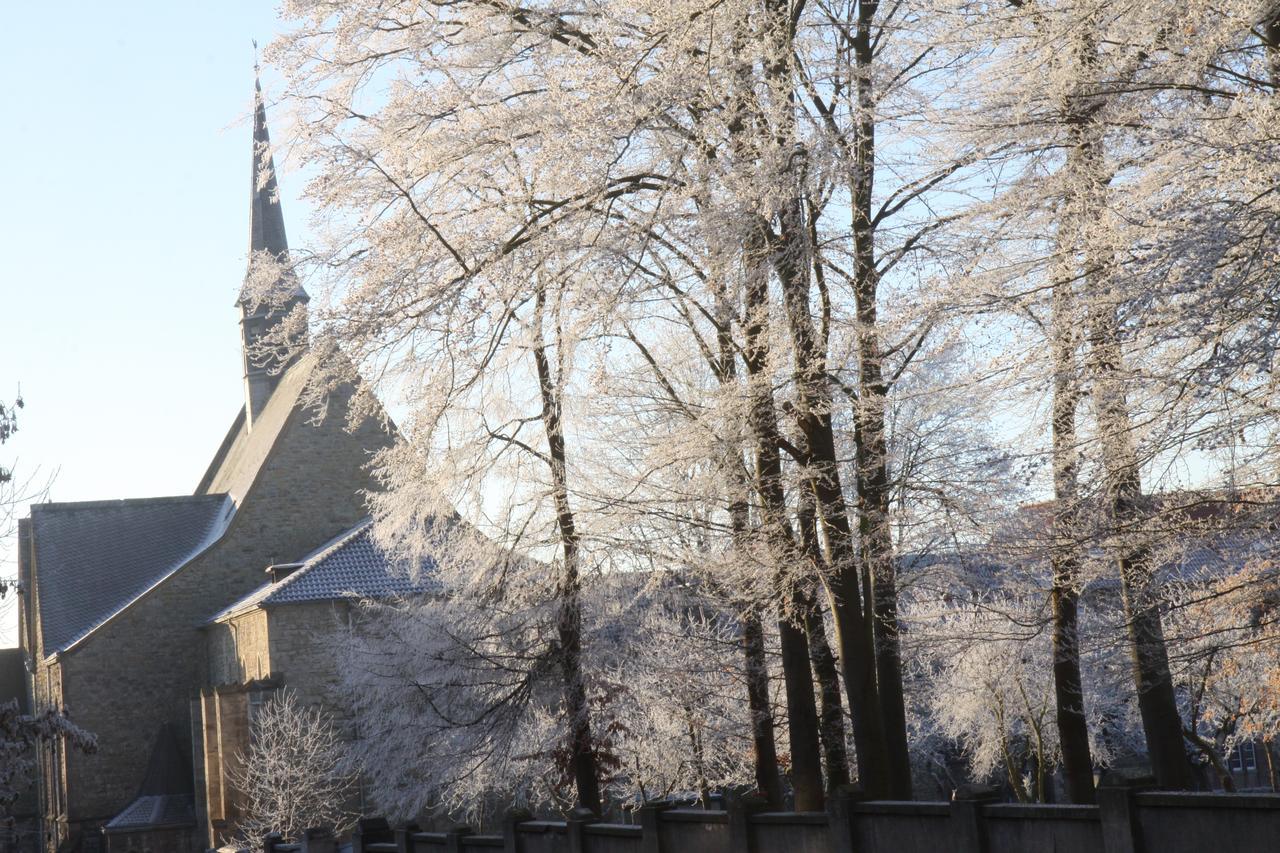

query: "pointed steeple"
xmin=239 ymin=65 xmax=309 ymax=430
xmin=248 ymin=71 xmax=290 ymax=260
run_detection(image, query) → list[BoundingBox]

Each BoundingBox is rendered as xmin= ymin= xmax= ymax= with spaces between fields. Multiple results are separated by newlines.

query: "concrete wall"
xmin=329 ymin=782 xmax=1280 ymax=853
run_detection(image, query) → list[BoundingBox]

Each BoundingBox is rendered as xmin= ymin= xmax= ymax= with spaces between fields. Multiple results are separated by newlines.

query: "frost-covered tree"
xmin=258 ymin=0 xmax=1280 ymax=808
xmin=266 ymin=0 xmax=1016 ymax=803
xmin=1166 ymin=554 xmax=1280 ymax=790
xmin=331 ymin=575 xmax=765 ymax=821
xmin=229 ymin=691 xmax=356 ymax=850
xmin=0 ymin=703 xmax=95 ymax=822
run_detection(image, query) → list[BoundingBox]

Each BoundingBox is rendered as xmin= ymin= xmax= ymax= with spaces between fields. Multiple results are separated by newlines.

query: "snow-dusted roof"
xmin=30 ymin=495 xmax=234 ymax=654
xmin=210 ymin=519 xmax=440 ymax=623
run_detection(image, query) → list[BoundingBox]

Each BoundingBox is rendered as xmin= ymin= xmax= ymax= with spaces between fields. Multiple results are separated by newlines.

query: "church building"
xmin=14 ymin=78 xmax=416 ymax=853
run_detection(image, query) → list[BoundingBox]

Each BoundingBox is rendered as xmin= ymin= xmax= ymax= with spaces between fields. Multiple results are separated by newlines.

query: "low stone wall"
xmin=267 ymin=777 xmax=1280 ymax=853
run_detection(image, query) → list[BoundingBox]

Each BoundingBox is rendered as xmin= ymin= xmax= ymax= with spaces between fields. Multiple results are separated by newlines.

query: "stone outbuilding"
xmin=197 ymin=519 xmax=437 ymax=848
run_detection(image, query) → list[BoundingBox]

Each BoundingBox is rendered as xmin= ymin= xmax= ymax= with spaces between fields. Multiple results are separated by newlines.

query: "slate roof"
xmin=1155 ymin=530 xmax=1280 ymax=582
xmin=240 ymin=72 xmax=306 ymax=305
xmin=105 ymin=722 xmax=195 ymax=833
xmin=211 ymin=519 xmax=440 ymax=622
xmin=896 ymin=527 xmax=1280 ymax=596
xmin=30 ymin=495 xmax=234 ymax=654
xmin=247 ymin=74 xmax=290 ymax=263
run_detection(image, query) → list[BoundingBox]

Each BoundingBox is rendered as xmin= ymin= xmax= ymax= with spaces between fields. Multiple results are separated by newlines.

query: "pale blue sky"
xmin=1 ymin=3 xmax=308 ymax=644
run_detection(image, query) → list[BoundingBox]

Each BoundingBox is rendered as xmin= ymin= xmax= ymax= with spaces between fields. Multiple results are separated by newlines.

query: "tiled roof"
xmin=1155 ymin=530 xmax=1280 ymax=582
xmin=31 ymin=495 xmax=234 ymax=654
xmin=211 ymin=519 xmax=439 ymax=622
xmin=103 ymin=794 xmax=195 ymax=832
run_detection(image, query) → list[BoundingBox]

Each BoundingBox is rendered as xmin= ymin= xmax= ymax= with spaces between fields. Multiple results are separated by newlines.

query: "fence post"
xmin=353 ymin=818 xmax=392 ymax=853
xmin=725 ymin=790 xmax=767 ymax=853
xmin=502 ymin=809 xmax=532 ymax=853
xmin=299 ymin=828 xmax=336 ymax=853
xmin=263 ymin=832 xmax=282 ymax=853
xmin=950 ymin=784 xmax=998 ymax=853
xmin=443 ymin=826 xmax=471 ymax=853
xmin=394 ymin=823 xmax=420 ymax=853
xmin=827 ymin=784 xmax=866 ymax=853
xmin=1098 ymin=772 xmax=1154 ymax=853
xmin=566 ymin=807 xmax=595 ymax=853
xmin=638 ymin=800 xmax=672 ymax=853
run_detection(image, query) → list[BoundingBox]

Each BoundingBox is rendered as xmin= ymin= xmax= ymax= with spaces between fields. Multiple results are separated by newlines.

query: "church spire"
xmin=248 ymin=69 xmax=290 ymax=260
xmin=239 ymin=66 xmax=308 ymax=430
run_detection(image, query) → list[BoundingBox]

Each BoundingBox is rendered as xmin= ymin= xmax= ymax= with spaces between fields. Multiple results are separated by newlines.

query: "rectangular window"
xmin=1229 ymin=742 xmax=1258 ymax=772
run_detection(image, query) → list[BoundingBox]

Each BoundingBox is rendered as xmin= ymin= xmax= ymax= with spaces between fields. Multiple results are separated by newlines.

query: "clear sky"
xmin=1 ymin=3 xmax=309 ymax=645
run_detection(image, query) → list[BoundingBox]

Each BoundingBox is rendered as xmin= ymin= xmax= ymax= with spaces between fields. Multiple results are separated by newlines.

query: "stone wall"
xmin=206 ymin=610 xmax=271 ymax=687
xmin=323 ymin=781 xmax=1280 ymax=853
xmin=264 ymin=602 xmax=351 ymax=713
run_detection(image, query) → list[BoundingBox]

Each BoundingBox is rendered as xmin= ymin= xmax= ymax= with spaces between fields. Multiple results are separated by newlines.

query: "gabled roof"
xmin=211 ymin=519 xmax=440 ymax=623
xmin=30 ymin=495 xmax=234 ymax=655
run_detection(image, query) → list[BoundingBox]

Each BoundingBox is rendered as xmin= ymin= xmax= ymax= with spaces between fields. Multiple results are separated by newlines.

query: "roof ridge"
xmin=32 ymin=494 xmax=230 ymax=512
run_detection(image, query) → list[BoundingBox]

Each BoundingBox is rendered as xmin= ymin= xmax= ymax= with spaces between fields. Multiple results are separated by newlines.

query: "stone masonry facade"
xmin=22 ymin=369 xmax=395 ymax=851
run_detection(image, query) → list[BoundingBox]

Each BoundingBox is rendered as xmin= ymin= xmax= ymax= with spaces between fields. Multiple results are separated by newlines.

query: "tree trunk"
xmin=717 ymin=274 xmax=786 ymax=807
xmin=532 ymin=286 xmax=603 ymax=814
xmin=796 ymin=501 xmax=851 ymax=790
xmin=1049 ymin=188 xmax=1096 ymax=805
xmin=771 ymin=193 xmax=890 ymax=796
xmin=803 ymin=603 xmax=851 ymax=790
xmin=1088 ymin=303 xmax=1193 ymax=791
xmin=756 ymin=8 xmax=893 ymax=777
xmin=742 ymin=222 xmax=826 ymax=811
xmin=1265 ymin=738 xmax=1278 ymax=792
xmin=1069 ymin=11 xmax=1191 ymax=793
xmin=741 ymin=607 xmax=785 ymax=805
xmin=1183 ymin=727 xmax=1236 ymax=792
xmin=847 ymin=0 xmax=912 ymax=798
